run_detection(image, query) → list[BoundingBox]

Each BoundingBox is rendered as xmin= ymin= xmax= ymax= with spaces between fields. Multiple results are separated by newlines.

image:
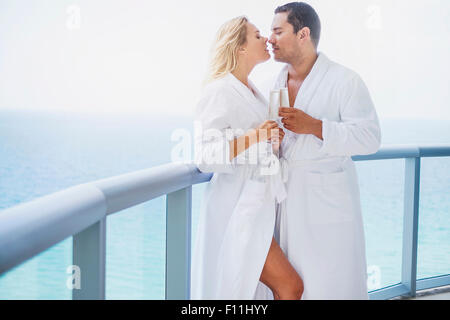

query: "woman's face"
xmin=241 ymin=22 xmax=270 ymax=66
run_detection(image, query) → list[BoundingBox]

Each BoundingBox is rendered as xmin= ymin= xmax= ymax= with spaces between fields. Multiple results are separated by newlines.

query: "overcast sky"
xmin=1 ymin=0 xmax=449 ymax=120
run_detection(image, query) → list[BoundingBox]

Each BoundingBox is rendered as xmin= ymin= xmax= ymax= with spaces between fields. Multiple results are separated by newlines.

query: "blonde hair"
xmin=205 ymin=16 xmax=248 ymax=84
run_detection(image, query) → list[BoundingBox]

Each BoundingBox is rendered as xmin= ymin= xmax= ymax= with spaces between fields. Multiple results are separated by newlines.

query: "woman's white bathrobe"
xmin=191 ymin=73 xmax=285 ymax=300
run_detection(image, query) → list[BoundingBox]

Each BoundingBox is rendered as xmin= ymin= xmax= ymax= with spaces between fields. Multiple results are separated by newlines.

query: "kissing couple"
xmin=192 ymin=2 xmax=381 ymax=300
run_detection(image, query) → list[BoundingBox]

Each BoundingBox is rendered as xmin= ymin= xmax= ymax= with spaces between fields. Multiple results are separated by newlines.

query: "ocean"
xmin=0 ymin=109 xmax=449 ymax=299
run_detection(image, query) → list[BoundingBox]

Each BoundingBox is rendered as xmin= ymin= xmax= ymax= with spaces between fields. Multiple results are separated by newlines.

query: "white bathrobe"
xmin=265 ymin=52 xmax=382 ymax=300
xmin=191 ymin=73 xmax=285 ymax=300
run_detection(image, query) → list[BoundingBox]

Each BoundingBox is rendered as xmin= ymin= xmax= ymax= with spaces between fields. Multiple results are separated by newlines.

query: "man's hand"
xmin=279 ymin=107 xmax=323 ymax=140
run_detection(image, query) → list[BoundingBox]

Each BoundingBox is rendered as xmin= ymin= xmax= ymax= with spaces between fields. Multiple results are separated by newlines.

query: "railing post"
xmin=72 ymin=218 xmax=106 ymax=300
xmin=401 ymin=157 xmax=421 ymax=297
xmin=166 ymin=187 xmax=192 ymax=300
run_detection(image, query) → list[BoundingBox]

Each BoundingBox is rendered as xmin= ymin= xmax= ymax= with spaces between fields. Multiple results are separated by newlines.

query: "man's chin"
xmin=272 ymin=55 xmax=285 ymax=63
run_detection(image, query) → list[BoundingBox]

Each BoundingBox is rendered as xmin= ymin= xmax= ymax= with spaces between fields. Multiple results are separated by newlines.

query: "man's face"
xmin=269 ymin=12 xmax=300 ymax=63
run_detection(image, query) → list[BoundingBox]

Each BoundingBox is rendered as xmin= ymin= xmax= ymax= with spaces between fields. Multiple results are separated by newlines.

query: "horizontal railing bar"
xmin=352 ymin=144 xmax=450 ymax=161
xmin=353 ymin=145 xmax=420 ymax=161
xmin=418 ymin=145 xmax=450 ymax=158
xmin=0 ymin=184 xmax=107 ymax=274
xmin=92 ymin=163 xmax=211 ymax=215
xmin=368 ymin=283 xmax=410 ymax=300
xmin=416 ymin=275 xmax=450 ymax=291
xmin=369 ymin=275 xmax=450 ymax=300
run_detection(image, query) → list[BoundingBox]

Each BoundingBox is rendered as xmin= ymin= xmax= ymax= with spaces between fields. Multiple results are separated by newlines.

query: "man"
xmin=269 ymin=2 xmax=381 ymax=299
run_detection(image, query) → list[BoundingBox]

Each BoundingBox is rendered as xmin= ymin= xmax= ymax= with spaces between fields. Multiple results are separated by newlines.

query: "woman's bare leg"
xmin=259 ymin=237 xmax=304 ymax=300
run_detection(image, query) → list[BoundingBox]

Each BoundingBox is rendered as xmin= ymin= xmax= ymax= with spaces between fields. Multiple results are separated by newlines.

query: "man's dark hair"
xmin=275 ymin=2 xmax=321 ymax=48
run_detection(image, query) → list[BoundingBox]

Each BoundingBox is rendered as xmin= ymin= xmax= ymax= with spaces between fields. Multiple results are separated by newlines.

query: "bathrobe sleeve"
xmin=194 ymin=86 xmax=235 ymax=174
xmin=318 ymin=74 xmax=382 ymax=156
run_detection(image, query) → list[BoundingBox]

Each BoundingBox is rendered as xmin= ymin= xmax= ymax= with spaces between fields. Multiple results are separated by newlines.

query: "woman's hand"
xmin=271 ymin=127 xmax=285 ymax=153
xmin=256 ymin=120 xmax=279 ymax=142
xmin=230 ymin=121 xmax=283 ymax=161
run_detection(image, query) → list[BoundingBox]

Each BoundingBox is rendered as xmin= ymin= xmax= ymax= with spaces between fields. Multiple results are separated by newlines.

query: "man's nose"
xmin=268 ymin=35 xmax=276 ymax=44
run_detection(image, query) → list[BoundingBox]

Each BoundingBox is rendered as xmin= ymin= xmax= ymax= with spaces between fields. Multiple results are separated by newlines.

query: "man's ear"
xmin=297 ymin=27 xmax=311 ymax=41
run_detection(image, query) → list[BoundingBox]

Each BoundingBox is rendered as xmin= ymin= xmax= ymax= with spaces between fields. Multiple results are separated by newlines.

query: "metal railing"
xmin=0 ymin=144 xmax=449 ymax=300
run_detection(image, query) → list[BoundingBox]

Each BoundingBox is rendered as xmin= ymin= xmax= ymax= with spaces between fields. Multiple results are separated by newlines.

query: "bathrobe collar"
xmin=225 ymin=73 xmax=268 ymax=122
xmin=276 ymin=52 xmax=331 ymax=114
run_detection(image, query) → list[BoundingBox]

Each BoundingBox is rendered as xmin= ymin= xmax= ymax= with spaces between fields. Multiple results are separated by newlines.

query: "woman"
xmin=191 ymin=16 xmax=303 ymax=300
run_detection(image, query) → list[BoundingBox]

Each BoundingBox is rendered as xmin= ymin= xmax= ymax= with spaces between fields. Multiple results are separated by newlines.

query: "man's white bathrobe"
xmin=191 ymin=73 xmax=285 ymax=300
xmin=265 ymin=52 xmax=382 ymax=300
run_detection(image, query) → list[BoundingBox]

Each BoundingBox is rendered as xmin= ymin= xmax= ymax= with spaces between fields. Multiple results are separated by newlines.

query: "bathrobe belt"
xmin=269 ymin=156 xmax=349 ymax=205
xmin=267 ymin=157 xmax=288 ymax=204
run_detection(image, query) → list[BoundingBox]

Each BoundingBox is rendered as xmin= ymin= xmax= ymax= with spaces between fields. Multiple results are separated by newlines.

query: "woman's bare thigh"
xmin=259 ymin=237 xmax=303 ymax=299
